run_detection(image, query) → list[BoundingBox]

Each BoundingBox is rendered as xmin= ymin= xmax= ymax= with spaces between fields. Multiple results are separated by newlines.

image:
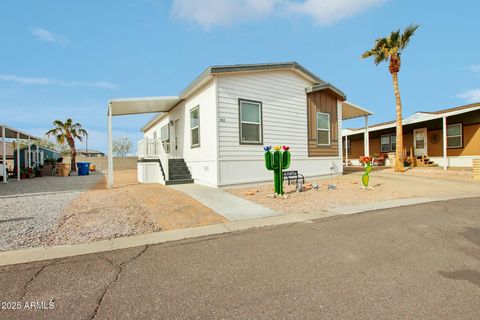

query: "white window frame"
xmin=190 ymin=105 xmax=200 ymax=148
xmin=446 ymin=123 xmax=462 ymax=148
xmin=160 ymin=124 xmax=170 ymax=153
xmin=316 ymin=112 xmax=331 ymax=146
xmin=239 ymin=99 xmax=263 ymax=145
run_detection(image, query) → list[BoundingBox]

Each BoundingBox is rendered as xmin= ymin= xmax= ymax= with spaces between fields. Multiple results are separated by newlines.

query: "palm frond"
xmin=400 ymin=24 xmax=420 ymax=50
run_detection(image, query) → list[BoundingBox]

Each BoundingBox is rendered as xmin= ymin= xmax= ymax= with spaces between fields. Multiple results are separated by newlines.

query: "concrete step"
xmin=165 ymin=178 xmax=194 ymax=185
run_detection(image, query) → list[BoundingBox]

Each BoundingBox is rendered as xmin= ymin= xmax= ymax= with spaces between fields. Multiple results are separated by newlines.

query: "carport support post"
xmin=344 ymin=135 xmax=349 ymax=167
xmin=27 ymin=137 xmax=31 ymax=168
xmin=16 ymin=132 xmax=20 ymax=181
xmin=36 ymin=139 xmax=40 ymax=166
xmin=2 ymin=126 xmax=6 ymax=183
xmin=107 ymin=103 xmax=114 ymax=187
xmin=364 ymin=115 xmax=369 ymax=157
xmin=442 ymin=116 xmax=447 ymax=171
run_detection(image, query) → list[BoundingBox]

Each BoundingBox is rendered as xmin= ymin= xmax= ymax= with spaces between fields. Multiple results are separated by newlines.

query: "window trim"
xmin=446 ymin=123 xmax=463 ymax=148
xmin=190 ymin=105 xmax=200 ymax=148
xmin=238 ymin=99 xmax=263 ymax=145
xmin=316 ymin=112 xmax=331 ymax=146
xmin=160 ymin=124 xmax=170 ymax=153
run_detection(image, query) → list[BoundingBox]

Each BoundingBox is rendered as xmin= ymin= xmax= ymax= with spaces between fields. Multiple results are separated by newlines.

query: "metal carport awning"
xmin=342 ymin=101 xmax=373 ymax=120
xmin=107 ymin=96 xmax=182 ymax=187
xmin=341 ymin=102 xmax=374 ymax=167
xmin=0 ymin=124 xmax=41 ymax=183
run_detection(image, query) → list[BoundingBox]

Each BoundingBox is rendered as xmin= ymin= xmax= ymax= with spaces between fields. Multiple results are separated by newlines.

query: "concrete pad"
xmin=171 ymin=184 xmax=280 ymax=221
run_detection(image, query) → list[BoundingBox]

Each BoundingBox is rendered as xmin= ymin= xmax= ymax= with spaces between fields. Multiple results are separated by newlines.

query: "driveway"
xmin=1 ymin=198 xmax=479 ymax=319
xmin=0 ymin=173 xmax=104 ymax=251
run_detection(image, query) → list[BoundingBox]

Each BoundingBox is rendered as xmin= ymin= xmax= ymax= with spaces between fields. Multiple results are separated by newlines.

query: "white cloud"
xmin=30 ymin=27 xmax=70 ymax=45
xmin=0 ymin=74 xmax=117 ymax=89
xmin=171 ymin=0 xmax=279 ymax=28
xmin=170 ymin=0 xmax=385 ymax=28
xmin=286 ymin=0 xmax=386 ymax=25
xmin=470 ymin=65 xmax=480 ymax=74
xmin=459 ymin=89 xmax=480 ymax=103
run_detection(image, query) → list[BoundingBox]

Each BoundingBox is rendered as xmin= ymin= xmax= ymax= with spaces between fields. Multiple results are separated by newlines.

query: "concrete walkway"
xmin=170 ymin=184 xmax=280 ymax=221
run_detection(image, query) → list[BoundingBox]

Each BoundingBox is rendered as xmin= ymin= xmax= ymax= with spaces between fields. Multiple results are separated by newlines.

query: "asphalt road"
xmin=1 ymin=198 xmax=479 ymax=320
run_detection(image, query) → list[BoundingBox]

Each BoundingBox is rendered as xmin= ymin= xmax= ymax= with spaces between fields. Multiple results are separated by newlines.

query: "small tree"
xmin=112 ymin=136 xmax=133 ymax=156
xmin=45 ymin=119 xmax=88 ymax=171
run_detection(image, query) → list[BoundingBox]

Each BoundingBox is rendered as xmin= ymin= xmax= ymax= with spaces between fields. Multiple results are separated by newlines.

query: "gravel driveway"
xmin=0 ymin=192 xmax=81 ymax=251
xmin=0 ymin=173 xmax=104 ymax=251
xmin=0 ymin=173 xmax=103 ymax=197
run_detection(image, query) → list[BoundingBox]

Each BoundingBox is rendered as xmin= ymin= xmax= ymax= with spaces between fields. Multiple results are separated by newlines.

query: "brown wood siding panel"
xmin=307 ymin=91 xmax=339 ymax=157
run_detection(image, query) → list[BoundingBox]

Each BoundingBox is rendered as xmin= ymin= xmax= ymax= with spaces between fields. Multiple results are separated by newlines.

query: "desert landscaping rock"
xmin=0 ymin=192 xmax=81 ymax=251
xmin=0 ymin=169 xmax=225 ymax=251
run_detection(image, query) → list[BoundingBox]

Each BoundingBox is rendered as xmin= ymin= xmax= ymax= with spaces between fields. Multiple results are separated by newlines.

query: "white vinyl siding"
xmin=447 ymin=123 xmax=462 ymax=148
xmin=217 ymin=70 xmax=314 ymax=160
xmin=190 ymin=106 xmax=200 ymax=148
xmin=316 ymin=112 xmax=330 ymax=146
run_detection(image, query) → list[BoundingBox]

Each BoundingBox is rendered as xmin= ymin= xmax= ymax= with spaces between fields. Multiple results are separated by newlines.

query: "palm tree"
xmin=361 ymin=24 xmax=419 ymax=172
xmin=46 ymin=119 xmax=88 ymax=171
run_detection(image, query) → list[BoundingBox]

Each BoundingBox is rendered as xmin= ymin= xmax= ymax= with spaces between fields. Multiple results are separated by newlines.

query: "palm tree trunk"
xmin=391 ymin=72 xmax=404 ymax=172
xmin=69 ymin=139 xmax=77 ymax=171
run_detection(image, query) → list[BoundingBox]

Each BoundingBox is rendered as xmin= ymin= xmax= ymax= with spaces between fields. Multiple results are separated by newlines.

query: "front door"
xmin=413 ymin=128 xmax=428 ymax=156
xmin=173 ymin=119 xmax=183 ymax=158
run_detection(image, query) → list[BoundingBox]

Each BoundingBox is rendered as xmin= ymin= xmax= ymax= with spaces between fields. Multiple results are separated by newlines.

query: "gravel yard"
xmin=228 ymin=170 xmax=480 ymax=215
xmin=0 ymin=192 xmax=81 ymax=251
xmin=0 ymin=173 xmax=103 ymax=196
xmin=0 ymin=169 xmax=225 ymax=252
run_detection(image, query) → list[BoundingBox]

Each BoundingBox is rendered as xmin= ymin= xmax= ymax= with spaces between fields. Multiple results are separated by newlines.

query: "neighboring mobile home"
xmin=108 ymin=62 xmax=372 ymax=187
xmin=15 ymin=145 xmax=61 ymax=168
xmin=343 ymin=102 xmax=480 ymax=168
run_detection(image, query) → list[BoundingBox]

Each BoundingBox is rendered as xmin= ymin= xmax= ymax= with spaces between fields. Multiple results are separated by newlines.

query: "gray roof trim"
xmin=179 ymin=62 xmax=326 ymax=98
xmin=306 ymin=83 xmax=347 ymax=101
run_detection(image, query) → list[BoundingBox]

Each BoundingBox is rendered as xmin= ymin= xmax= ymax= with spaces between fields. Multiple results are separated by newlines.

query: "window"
xmin=447 ymin=123 xmax=462 ymax=148
xmin=153 ymin=131 xmax=157 ymax=139
xmin=390 ymin=134 xmax=396 ymax=151
xmin=160 ymin=124 xmax=170 ymax=153
xmin=316 ymin=112 xmax=330 ymax=146
xmin=381 ymin=134 xmax=396 ymax=152
xmin=190 ymin=106 xmax=200 ymax=148
xmin=239 ymin=99 xmax=262 ymax=144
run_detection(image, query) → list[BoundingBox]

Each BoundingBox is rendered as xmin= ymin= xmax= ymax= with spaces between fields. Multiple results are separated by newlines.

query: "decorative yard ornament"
xmin=264 ymin=145 xmax=291 ymax=195
xmin=361 ymin=156 xmax=373 ymax=188
xmin=296 ymin=180 xmax=303 ymax=193
xmin=327 ymin=183 xmax=337 ymax=191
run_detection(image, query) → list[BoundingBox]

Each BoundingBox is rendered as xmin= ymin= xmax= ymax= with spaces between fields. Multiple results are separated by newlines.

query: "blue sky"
xmin=1 ymin=0 xmax=479 ymax=153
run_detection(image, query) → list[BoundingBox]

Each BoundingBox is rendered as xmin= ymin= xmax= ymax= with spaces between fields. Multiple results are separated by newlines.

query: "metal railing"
xmin=138 ymin=138 xmax=170 ymax=181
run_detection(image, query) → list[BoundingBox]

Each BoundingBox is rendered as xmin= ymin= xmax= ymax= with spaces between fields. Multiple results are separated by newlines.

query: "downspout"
xmin=215 ymin=75 xmax=221 ymax=187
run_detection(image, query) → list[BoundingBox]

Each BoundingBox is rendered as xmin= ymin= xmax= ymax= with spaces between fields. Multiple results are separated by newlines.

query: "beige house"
xmin=343 ymin=102 xmax=480 ymax=168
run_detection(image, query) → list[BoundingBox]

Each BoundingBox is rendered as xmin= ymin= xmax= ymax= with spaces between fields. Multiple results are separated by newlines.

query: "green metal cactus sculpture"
xmin=361 ymin=156 xmax=373 ymax=188
xmin=264 ymin=145 xmax=291 ymax=195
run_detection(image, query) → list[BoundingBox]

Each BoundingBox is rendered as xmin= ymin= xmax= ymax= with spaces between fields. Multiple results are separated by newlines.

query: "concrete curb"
xmin=0 ymin=195 xmax=478 ymax=267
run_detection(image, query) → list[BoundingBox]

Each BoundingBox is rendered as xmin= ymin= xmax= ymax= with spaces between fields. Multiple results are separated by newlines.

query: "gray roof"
xmin=179 ymin=62 xmax=326 ymax=97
